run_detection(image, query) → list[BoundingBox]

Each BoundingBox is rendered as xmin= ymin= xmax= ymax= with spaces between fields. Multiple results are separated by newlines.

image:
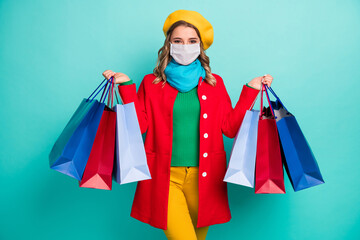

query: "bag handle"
xmin=85 ymin=77 xmax=115 ymax=104
xmin=260 ymin=83 xmax=264 ymax=119
xmin=86 ymin=78 xmax=107 ymax=102
xmin=99 ymin=78 xmax=110 ymax=102
xmin=111 ymin=81 xmax=115 ymax=107
xmin=111 ymin=82 xmax=124 ymax=106
xmin=264 ymin=84 xmax=276 ymax=118
xmin=99 ymin=77 xmax=113 ymax=104
xmin=87 ymin=77 xmax=113 ymax=103
xmin=107 ymin=79 xmax=115 ymax=108
xmin=249 ymin=87 xmax=260 ymax=110
xmin=267 ymin=86 xmax=289 ymax=112
xmin=259 ymin=82 xmax=276 ymax=120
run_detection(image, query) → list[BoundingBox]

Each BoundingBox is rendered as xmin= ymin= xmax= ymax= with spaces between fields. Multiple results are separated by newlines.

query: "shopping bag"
xmin=112 ymin=86 xmax=151 ymax=184
xmin=49 ymin=78 xmax=112 ymax=180
xmin=79 ymin=81 xmax=116 ymax=190
xmin=267 ymin=86 xmax=324 ymax=191
xmin=254 ymin=84 xmax=286 ymax=194
xmin=223 ymin=94 xmax=260 ymax=187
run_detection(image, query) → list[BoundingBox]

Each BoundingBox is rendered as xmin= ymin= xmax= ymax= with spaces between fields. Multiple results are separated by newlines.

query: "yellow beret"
xmin=163 ymin=9 xmax=214 ymax=50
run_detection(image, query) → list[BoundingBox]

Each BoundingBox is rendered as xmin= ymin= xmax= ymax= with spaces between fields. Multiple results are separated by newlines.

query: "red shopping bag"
xmin=79 ymin=80 xmax=116 ymax=190
xmin=254 ymin=84 xmax=285 ymax=194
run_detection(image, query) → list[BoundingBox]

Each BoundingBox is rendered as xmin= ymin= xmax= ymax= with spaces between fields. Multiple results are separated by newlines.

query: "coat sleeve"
xmin=117 ymin=77 xmax=148 ymax=134
xmin=221 ymin=79 xmax=260 ymax=138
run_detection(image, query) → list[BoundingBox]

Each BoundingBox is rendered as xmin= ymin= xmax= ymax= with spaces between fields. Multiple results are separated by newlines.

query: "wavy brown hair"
xmin=152 ymin=20 xmax=216 ymax=88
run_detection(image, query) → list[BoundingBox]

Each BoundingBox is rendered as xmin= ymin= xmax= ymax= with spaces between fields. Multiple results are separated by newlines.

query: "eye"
xmin=191 ymin=40 xmax=197 ymax=43
xmin=174 ymin=40 xmax=181 ymax=43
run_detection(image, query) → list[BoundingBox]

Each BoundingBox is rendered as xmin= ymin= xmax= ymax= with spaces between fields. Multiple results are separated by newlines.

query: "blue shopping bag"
xmin=266 ymin=86 xmax=325 ymax=191
xmin=49 ymin=78 xmax=114 ymax=180
xmin=112 ymin=87 xmax=151 ymax=185
xmin=223 ymin=109 xmax=260 ymax=187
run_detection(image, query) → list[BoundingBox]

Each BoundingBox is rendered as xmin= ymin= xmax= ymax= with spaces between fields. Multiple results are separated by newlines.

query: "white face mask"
xmin=170 ymin=42 xmax=201 ymax=65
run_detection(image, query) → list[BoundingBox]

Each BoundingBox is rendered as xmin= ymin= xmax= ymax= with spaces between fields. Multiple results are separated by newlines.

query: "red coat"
xmin=118 ymin=73 xmax=260 ymax=230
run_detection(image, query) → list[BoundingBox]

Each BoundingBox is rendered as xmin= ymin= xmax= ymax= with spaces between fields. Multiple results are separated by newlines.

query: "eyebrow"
xmin=173 ymin=37 xmax=199 ymax=40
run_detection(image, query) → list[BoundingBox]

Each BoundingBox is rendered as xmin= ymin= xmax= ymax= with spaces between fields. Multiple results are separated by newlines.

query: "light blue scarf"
xmin=164 ymin=58 xmax=206 ymax=93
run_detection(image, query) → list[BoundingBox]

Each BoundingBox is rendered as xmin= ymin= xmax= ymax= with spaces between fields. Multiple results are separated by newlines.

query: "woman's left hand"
xmin=247 ymin=74 xmax=274 ymax=90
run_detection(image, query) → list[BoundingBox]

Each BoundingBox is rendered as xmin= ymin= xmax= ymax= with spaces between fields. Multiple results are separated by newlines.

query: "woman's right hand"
xmin=102 ymin=70 xmax=131 ymax=84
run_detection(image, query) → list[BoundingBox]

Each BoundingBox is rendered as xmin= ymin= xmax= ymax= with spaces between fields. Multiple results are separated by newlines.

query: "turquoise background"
xmin=1 ymin=0 xmax=359 ymax=239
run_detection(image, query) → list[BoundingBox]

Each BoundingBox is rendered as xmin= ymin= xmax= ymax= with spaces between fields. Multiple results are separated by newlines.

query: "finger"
xmin=264 ymin=74 xmax=270 ymax=80
xmin=105 ymin=72 xmax=113 ymax=79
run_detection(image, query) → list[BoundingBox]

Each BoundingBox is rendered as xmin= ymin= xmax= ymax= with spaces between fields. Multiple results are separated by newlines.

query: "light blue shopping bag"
xmin=112 ymin=88 xmax=151 ymax=185
xmin=223 ymin=109 xmax=260 ymax=187
xmin=224 ymin=90 xmax=260 ymax=187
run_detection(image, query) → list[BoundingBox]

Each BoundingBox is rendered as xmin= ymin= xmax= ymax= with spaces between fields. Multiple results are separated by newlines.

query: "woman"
xmin=103 ymin=9 xmax=273 ymax=240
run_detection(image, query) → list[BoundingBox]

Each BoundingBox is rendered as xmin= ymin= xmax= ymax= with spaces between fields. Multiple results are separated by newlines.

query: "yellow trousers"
xmin=163 ymin=166 xmax=210 ymax=240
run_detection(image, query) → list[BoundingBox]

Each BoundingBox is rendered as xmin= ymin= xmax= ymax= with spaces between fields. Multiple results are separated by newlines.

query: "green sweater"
xmin=119 ymin=79 xmax=256 ymax=166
